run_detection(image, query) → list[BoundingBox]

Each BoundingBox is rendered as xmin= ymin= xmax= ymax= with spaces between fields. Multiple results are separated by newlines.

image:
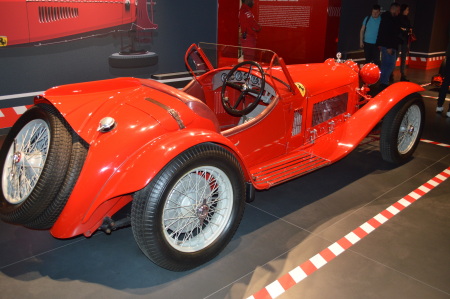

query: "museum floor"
xmin=1 ymin=68 xmax=449 ymax=299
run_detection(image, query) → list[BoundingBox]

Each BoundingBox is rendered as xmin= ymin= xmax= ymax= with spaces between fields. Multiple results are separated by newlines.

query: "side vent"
xmin=292 ymin=109 xmax=302 ymax=136
xmin=39 ymin=6 xmax=79 ymax=23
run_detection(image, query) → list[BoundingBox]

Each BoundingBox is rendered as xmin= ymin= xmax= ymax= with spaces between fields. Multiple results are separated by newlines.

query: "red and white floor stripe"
xmin=0 ymin=105 xmax=33 ymax=129
xmin=248 ymin=166 xmax=450 ymax=299
xmin=420 ymin=139 xmax=450 ymax=148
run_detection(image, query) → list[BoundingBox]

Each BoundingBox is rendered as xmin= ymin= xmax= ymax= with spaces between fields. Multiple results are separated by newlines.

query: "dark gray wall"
xmin=0 ymin=0 xmax=217 ymax=98
xmin=427 ymin=0 xmax=450 ymax=52
xmin=337 ymin=0 xmax=374 ymax=55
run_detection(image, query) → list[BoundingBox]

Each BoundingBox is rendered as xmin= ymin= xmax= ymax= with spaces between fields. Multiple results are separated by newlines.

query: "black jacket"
xmin=398 ymin=14 xmax=412 ymax=43
xmin=377 ymin=11 xmax=400 ymax=49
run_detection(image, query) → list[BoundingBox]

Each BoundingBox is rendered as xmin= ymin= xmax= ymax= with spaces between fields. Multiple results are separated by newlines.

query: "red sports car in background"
xmin=0 ymin=0 xmax=157 ymax=46
xmin=0 ymin=0 xmax=158 ymax=67
xmin=0 ymin=43 xmax=425 ymax=271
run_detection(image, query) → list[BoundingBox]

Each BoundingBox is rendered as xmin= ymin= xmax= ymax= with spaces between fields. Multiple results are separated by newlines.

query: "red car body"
xmin=0 ymin=43 xmax=425 ymax=270
xmin=0 ymin=0 xmax=156 ymax=47
xmin=37 ymin=44 xmax=422 ymax=238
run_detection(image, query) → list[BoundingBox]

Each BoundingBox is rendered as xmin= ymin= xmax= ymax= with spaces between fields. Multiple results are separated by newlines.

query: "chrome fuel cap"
xmin=97 ymin=117 xmax=116 ymax=132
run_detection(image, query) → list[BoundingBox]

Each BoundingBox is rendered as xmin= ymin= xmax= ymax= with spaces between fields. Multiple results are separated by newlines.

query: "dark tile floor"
xmin=1 ymin=68 xmax=449 ymax=299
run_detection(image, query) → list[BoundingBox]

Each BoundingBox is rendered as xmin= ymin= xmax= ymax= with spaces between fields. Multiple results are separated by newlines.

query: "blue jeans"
xmin=380 ymin=47 xmax=397 ymax=85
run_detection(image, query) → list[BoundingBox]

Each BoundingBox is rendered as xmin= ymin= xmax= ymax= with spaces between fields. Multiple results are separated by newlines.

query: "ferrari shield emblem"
xmin=0 ymin=36 xmax=7 ymax=47
xmin=295 ymin=82 xmax=306 ymax=97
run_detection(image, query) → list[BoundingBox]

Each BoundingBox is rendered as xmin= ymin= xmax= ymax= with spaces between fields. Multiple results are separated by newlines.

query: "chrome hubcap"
xmin=13 ymin=152 xmax=22 ymax=164
xmin=398 ymin=104 xmax=421 ymax=154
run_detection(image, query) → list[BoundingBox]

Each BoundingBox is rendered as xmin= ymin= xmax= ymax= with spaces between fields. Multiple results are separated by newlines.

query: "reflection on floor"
xmin=0 ymin=68 xmax=449 ymax=299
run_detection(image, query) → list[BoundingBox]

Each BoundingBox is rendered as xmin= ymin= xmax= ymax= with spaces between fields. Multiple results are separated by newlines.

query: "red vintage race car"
xmin=0 ymin=43 xmax=424 ymax=271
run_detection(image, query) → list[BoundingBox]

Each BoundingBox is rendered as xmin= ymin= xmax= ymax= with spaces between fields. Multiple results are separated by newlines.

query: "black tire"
xmin=131 ymin=143 xmax=246 ymax=271
xmin=25 ymin=136 xmax=88 ymax=229
xmin=380 ymin=94 xmax=424 ymax=164
xmin=0 ymin=104 xmax=87 ymax=229
xmin=108 ymin=52 xmax=158 ymax=68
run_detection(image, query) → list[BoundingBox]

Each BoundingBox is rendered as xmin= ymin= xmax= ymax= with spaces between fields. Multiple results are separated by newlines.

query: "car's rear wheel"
xmin=0 ymin=104 xmax=87 ymax=229
xmin=380 ymin=94 xmax=424 ymax=164
xmin=131 ymin=143 xmax=246 ymax=271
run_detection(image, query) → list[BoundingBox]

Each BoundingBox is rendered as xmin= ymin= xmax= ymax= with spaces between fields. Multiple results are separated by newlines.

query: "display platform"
xmin=0 ymin=68 xmax=449 ymax=299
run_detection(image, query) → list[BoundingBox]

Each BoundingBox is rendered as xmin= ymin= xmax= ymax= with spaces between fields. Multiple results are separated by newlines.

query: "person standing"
xmin=398 ymin=4 xmax=413 ymax=81
xmin=376 ymin=2 xmax=401 ymax=88
xmin=359 ymin=4 xmax=381 ymax=65
xmin=436 ymin=22 xmax=450 ymax=117
xmin=239 ymin=0 xmax=261 ymax=60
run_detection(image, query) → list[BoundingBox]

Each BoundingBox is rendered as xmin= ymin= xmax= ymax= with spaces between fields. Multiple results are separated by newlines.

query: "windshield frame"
xmin=184 ymin=43 xmax=297 ymax=96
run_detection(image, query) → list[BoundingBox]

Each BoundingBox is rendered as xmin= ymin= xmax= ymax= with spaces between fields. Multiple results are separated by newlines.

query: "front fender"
xmin=309 ymin=82 xmax=424 ymax=161
xmin=50 ymin=129 xmax=246 ymax=238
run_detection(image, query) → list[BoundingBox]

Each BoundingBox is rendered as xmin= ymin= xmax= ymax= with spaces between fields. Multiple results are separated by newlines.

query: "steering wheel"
xmin=220 ymin=61 xmax=266 ymax=117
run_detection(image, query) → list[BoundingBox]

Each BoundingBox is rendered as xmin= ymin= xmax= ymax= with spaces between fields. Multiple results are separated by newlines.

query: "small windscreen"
xmin=198 ymin=42 xmax=277 ymax=69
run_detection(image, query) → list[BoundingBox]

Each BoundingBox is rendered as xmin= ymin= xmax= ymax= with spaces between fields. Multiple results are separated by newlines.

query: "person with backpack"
xmin=359 ymin=4 xmax=381 ymax=65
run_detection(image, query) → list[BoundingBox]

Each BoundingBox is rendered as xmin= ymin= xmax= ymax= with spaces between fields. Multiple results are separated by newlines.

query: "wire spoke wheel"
xmin=380 ymin=94 xmax=424 ymax=164
xmin=131 ymin=143 xmax=246 ymax=271
xmin=397 ymin=104 xmax=421 ymax=154
xmin=2 ymin=120 xmax=50 ymax=204
xmin=0 ymin=104 xmax=87 ymax=229
xmin=162 ymin=166 xmax=233 ymax=252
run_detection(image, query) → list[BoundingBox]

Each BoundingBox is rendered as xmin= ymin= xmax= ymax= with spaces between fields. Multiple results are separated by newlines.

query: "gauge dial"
xmin=221 ymin=73 xmax=228 ymax=82
xmin=251 ymin=75 xmax=260 ymax=85
xmin=235 ymin=71 xmax=243 ymax=81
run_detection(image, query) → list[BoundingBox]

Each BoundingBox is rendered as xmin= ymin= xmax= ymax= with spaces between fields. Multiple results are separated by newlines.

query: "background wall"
xmin=420 ymin=0 xmax=450 ymax=53
xmin=1 ymin=0 xmax=449 ymax=112
xmin=0 ymin=0 xmax=217 ymax=98
xmin=217 ymin=0 xmax=341 ymax=65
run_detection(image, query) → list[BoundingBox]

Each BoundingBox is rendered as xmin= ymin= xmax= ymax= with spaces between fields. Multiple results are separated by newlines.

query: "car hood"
xmin=286 ymin=62 xmax=359 ymax=97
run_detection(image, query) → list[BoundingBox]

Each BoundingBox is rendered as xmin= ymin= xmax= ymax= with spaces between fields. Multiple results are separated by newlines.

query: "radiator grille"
xmin=312 ymin=93 xmax=348 ymax=127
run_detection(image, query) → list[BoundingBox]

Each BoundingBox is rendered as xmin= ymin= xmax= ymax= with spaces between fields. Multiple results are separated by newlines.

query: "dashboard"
xmin=212 ymin=70 xmax=276 ymax=104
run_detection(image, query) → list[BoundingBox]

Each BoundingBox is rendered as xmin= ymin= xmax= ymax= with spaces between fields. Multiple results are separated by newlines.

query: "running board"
xmin=250 ymin=151 xmax=330 ymax=189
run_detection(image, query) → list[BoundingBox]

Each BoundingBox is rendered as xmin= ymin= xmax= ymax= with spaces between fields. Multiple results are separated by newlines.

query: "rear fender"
xmin=309 ymin=82 xmax=424 ymax=161
xmin=50 ymin=129 xmax=247 ymax=238
xmin=89 ymin=129 xmax=247 ymax=210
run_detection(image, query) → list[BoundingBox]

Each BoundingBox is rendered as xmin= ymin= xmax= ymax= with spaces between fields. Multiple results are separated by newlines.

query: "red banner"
xmin=218 ymin=0 xmax=341 ymax=64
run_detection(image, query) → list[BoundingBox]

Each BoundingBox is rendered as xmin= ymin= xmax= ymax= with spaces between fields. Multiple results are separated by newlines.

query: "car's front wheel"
xmin=131 ymin=143 xmax=246 ymax=271
xmin=380 ymin=94 xmax=424 ymax=164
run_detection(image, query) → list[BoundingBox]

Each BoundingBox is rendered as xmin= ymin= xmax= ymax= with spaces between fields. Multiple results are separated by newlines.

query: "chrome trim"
xmin=252 ymin=151 xmax=330 ymax=187
xmin=145 ymin=97 xmax=185 ymax=129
